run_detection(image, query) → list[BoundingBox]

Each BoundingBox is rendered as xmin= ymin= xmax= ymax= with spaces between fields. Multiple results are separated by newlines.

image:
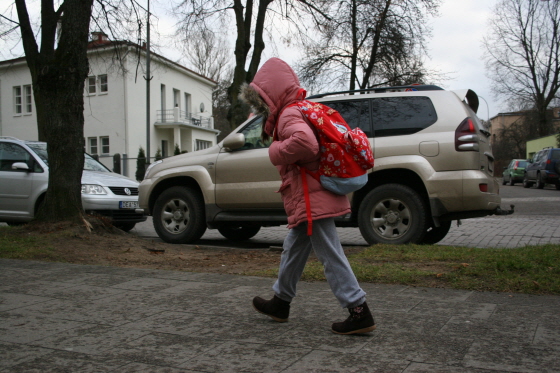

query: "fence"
xmin=93 ymin=154 xmax=155 ymax=181
xmin=157 ymin=108 xmax=212 ymax=129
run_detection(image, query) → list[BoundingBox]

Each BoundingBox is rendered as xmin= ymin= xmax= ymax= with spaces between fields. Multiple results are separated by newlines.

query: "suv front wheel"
xmin=358 ymin=184 xmax=427 ymax=245
xmin=152 ymin=186 xmax=207 ymax=244
xmin=523 ymin=174 xmax=533 ymax=188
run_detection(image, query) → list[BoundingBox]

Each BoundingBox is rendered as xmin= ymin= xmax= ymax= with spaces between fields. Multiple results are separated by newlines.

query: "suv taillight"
xmin=455 ymin=117 xmax=479 ymax=152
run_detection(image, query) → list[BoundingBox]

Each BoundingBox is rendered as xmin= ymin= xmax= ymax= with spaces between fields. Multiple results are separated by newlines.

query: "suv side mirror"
xmin=223 ymin=133 xmax=245 ymax=151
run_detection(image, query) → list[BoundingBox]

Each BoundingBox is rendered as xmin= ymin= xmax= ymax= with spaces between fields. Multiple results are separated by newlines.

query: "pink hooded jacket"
xmin=249 ymin=58 xmax=351 ymax=228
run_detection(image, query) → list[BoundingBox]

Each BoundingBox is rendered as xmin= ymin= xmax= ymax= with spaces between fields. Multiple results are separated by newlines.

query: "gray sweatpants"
xmin=272 ymin=217 xmax=367 ymax=308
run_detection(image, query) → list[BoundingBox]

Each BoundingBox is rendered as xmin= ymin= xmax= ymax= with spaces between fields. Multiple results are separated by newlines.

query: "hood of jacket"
xmin=246 ymin=58 xmax=306 ymax=137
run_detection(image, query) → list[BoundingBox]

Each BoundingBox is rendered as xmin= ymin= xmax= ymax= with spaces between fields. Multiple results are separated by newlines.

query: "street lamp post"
xmin=145 ymin=0 xmax=152 ymax=165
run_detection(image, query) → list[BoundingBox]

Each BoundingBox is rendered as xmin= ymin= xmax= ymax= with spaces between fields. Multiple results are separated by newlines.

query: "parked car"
xmin=139 ymin=85 xmax=509 ymax=246
xmin=502 ymin=159 xmax=528 ymax=186
xmin=523 ymin=147 xmax=560 ymax=190
xmin=0 ymin=137 xmax=146 ymax=231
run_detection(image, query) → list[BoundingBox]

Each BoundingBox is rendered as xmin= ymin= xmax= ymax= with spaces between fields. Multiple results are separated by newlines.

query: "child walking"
xmin=240 ymin=57 xmax=375 ymax=335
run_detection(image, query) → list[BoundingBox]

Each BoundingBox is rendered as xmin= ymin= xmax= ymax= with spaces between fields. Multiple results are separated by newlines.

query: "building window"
xmin=24 ymin=85 xmax=32 ymax=113
xmin=99 ymin=75 xmax=108 ymax=93
xmin=13 ymin=86 xmax=22 ymax=115
xmin=89 ymin=137 xmax=98 ymax=154
xmin=173 ymin=89 xmax=180 ymax=109
xmin=184 ymin=92 xmax=191 ymax=115
xmin=100 ymin=136 xmax=110 ymax=154
xmin=88 ymin=76 xmax=96 ymax=94
xmin=195 ymin=139 xmax=212 ymax=151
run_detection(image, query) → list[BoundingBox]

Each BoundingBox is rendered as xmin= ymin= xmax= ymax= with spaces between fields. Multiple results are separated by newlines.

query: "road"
xmin=132 ymin=180 xmax=560 ymax=249
xmin=498 ymin=182 xmax=560 ymax=216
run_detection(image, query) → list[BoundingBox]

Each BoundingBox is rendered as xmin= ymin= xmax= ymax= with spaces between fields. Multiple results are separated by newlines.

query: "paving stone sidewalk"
xmin=2 ymin=257 xmax=560 ymax=372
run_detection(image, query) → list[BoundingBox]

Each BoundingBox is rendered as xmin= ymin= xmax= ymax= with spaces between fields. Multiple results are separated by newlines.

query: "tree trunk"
xmin=227 ymin=0 xmax=272 ymax=130
xmin=16 ymin=0 xmax=94 ymax=224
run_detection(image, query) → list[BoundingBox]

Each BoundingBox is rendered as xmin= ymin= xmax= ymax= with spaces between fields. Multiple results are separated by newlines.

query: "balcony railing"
xmin=156 ymin=108 xmax=212 ymax=128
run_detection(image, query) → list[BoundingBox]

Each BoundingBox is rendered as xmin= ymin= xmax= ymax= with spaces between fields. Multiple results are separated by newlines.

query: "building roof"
xmin=0 ymin=34 xmax=217 ymax=87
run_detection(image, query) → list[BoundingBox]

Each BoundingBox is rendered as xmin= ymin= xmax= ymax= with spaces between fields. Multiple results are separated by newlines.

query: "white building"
xmin=0 ymin=32 xmax=218 ymax=178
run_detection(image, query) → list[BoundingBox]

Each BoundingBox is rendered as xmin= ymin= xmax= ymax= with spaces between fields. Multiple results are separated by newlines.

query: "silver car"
xmin=0 ymin=137 xmax=146 ymax=231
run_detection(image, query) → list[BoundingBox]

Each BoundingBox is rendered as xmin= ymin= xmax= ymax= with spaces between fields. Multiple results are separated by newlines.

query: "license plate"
xmin=119 ymin=201 xmax=139 ymax=209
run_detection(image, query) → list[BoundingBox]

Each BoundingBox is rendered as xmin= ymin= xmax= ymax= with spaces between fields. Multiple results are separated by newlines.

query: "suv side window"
xmin=235 ymin=116 xmax=272 ymax=151
xmin=325 ymin=100 xmax=372 ymax=137
xmin=371 ymin=96 xmax=437 ymax=137
xmin=0 ymin=143 xmax=34 ymax=172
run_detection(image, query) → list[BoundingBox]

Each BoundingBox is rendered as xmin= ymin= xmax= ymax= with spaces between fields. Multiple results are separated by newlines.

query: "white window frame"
xmin=13 ymin=86 xmax=22 ymax=115
xmin=195 ymin=139 xmax=212 ymax=151
xmin=89 ymin=137 xmax=98 ymax=154
xmin=98 ymin=74 xmax=108 ymax=93
xmin=87 ymin=76 xmax=96 ymax=95
xmin=100 ymin=136 xmax=110 ymax=154
xmin=24 ymin=85 xmax=32 ymax=114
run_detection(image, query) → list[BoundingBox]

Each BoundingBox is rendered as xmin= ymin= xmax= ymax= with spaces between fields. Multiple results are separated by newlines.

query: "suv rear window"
xmin=371 ymin=96 xmax=437 ymax=137
xmin=551 ymin=149 xmax=560 ymax=160
xmin=323 ymin=96 xmax=437 ymax=138
xmin=324 ymin=100 xmax=372 ymax=137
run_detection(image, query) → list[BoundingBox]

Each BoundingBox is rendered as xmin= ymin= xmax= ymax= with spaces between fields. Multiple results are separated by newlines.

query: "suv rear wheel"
xmin=218 ymin=225 xmax=261 ymax=241
xmin=152 ymin=186 xmax=207 ymax=244
xmin=536 ymin=173 xmax=546 ymax=189
xmin=358 ymin=184 xmax=427 ymax=245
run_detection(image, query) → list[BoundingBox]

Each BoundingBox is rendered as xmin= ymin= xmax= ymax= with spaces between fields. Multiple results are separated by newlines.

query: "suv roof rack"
xmin=0 ymin=136 xmax=21 ymax=141
xmin=307 ymin=85 xmax=444 ymax=99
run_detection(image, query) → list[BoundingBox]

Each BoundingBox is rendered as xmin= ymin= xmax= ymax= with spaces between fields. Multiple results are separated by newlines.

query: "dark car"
xmin=523 ymin=147 xmax=560 ymax=190
xmin=502 ymin=159 xmax=528 ymax=186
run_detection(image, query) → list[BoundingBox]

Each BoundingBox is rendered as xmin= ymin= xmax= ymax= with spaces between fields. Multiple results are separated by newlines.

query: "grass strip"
xmin=0 ymin=229 xmax=62 ymax=261
xmin=249 ymin=244 xmax=560 ymax=295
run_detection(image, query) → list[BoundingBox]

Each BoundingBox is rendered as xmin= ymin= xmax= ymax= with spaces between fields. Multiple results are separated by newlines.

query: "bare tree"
xmin=483 ymin=0 xmax=560 ymax=138
xmin=3 ymin=0 xmax=144 ymax=227
xmin=180 ymin=30 xmax=234 ymax=139
xmin=296 ymin=0 xmax=441 ymax=92
xmin=12 ymin=0 xmax=94 ymax=226
xmin=173 ymin=0 xmax=329 ymax=129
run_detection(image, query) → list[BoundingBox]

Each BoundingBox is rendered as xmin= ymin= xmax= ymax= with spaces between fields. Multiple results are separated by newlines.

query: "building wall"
xmin=526 ymin=135 xmax=558 ymax=158
xmin=0 ymin=43 xmax=217 ymax=179
xmin=489 ymin=113 xmax=525 ymax=145
xmin=84 ymin=50 xmax=127 ymax=170
xmin=0 ymin=61 xmax=38 ymax=140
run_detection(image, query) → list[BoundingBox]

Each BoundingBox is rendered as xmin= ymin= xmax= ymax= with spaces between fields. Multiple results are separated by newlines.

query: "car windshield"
xmin=84 ymin=154 xmax=110 ymax=172
xmin=26 ymin=143 xmax=48 ymax=164
xmin=517 ymin=160 xmax=528 ymax=167
xmin=26 ymin=142 xmax=110 ymax=172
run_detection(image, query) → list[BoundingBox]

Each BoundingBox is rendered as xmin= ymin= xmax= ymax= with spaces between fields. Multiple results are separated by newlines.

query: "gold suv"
xmin=139 ymin=85 xmax=504 ymax=245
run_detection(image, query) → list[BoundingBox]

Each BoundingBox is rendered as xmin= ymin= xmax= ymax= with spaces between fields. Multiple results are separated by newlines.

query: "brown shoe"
xmin=332 ymin=301 xmax=376 ymax=335
xmin=253 ymin=295 xmax=290 ymax=322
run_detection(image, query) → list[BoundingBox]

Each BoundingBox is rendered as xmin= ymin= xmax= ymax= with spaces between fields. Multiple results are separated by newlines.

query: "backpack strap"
xmin=300 ymin=167 xmax=314 ymax=236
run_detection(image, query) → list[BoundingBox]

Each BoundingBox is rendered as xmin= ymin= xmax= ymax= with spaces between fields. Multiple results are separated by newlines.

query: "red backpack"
xmin=284 ymin=100 xmax=374 ymax=234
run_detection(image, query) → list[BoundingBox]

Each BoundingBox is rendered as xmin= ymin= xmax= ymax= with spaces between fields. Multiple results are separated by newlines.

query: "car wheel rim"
xmin=370 ymin=198 xmax=411 ymax=240
xmin=161 ymin=199 xmax=190 ymax=234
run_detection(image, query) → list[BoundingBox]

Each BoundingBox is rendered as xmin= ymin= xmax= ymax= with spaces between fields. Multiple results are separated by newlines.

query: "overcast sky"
xmin=424 ymin=0 xmax=500 ymax=120
xmin=1 ymin=0 xmax=503 ymax=119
